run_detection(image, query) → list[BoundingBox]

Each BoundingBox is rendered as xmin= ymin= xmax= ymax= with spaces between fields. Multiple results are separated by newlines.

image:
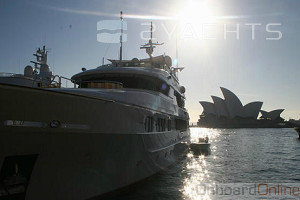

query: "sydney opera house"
xmin=197 ymin=87 xmax=291 ymax=128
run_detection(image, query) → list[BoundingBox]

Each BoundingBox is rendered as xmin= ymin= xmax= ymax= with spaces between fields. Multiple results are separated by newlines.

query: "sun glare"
xmin=177 ymin=0 xmax=215 ymax=24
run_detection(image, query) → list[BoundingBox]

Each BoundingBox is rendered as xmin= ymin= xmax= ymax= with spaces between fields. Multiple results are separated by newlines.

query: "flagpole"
xmin=119 ymin=11 xmax=123 ymax=64
xmin=176 ymin=23 xmax=179 ymax=78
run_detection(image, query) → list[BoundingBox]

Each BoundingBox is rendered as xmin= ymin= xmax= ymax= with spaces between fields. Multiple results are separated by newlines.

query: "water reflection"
xmin=190 ymin=128 xmax=220 ymax=143
xmin=108 ymin=128 xmax=300 ymax=200
xmin=182 ymin=128 xmax=221 ymax=200
xmin=181 ymin=128 xmax=300 ymax=200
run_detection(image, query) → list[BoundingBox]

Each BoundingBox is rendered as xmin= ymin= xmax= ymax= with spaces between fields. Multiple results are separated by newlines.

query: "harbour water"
xmin=108 ymin=128 xmax=300 ymax=200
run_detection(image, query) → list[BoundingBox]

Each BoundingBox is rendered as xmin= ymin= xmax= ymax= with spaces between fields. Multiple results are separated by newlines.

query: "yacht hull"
xmin=0 ymin=84 xmax=190 ymax=200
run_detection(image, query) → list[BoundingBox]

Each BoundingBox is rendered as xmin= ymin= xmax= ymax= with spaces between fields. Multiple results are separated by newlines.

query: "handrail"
xmin=54 ymin=75 xmax=77 ymax=88
xmin=33 ymin=75 xmax=78 ymax=88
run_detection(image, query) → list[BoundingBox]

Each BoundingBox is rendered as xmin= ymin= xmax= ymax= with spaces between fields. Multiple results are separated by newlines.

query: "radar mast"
xmin=140 ymin=22 xmax=164 ymax=63
xmin=30 ymin=45 xmax=48 ymax=72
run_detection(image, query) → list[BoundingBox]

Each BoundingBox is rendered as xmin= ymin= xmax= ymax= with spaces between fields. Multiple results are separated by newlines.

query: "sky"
xmin=0 ymin=0 xmax=300 ymax=122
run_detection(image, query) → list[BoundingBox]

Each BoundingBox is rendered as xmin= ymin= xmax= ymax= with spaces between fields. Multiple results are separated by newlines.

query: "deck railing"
xmin=39 ymin=75 xmax=77 ymax=88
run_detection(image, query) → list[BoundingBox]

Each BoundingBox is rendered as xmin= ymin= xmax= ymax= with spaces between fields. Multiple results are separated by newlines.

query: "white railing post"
xmin=59 ymin=76 xmax=62 ymax=88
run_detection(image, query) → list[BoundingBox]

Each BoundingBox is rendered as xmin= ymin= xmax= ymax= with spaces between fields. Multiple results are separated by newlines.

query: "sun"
xmin=177 ymin=0 xmax=215 ymax=24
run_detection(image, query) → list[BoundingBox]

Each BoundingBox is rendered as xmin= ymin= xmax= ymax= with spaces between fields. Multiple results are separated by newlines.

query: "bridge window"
xmin=80 ymin=75 xmax=170 ymax=96
xmin=174 ymin=91 xmax=185 ymax=108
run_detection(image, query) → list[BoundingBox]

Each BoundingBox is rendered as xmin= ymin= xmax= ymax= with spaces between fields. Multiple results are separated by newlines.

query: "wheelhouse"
xmin=77 ymin=73 xmax=170 ymax=96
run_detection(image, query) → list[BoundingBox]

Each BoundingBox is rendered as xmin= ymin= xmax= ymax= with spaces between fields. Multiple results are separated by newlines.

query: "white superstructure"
xmin=0 ymin=46 xmax=73 ymax=88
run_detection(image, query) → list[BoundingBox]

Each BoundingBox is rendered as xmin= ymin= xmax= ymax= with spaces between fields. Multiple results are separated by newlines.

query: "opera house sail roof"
xmin=199 ymin=101 xmax=216 ymax=116
xmin=260 ymin=109 xmax=284 ymax=120
xmin=199 ymin=87 xmax=283 ymax=120
xmin=220 ymin=87 xmax=244 ymax=118
xmin=244 ymin=101 xmax=263 ymax=119
xmin=211 ymin=96 xmax=229 ymax=118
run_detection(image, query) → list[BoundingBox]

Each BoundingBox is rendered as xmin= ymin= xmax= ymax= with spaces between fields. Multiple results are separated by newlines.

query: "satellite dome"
xmin=131 ymin=58 xmax=139 ymax=63
xmin=179 ymin=86 xmax=186 ymax=94
xmin=40 ymin=64 xmax=50 ymax=73
xmin=24 ymin=65 xmax=33 ymax=77
xmin=164 ymin=56 xmax=172 ymax=67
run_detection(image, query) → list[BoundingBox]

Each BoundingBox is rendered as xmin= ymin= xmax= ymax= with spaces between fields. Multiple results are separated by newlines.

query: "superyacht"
xmin=0 ymin=18 xmax=190 ymax=200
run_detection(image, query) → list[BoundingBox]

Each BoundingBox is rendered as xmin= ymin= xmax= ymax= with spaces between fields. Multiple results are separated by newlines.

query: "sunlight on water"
xmin=190 ymin=128 xmax=220 ymax=143
xmin=181 ymin=128 xmax=220 ymax=200
xmin=111 ymin=128 xmax=300 ymax=199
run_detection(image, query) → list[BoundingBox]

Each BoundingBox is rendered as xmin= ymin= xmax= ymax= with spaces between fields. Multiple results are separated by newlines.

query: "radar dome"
xmin=24 ymin=65 xmax=33 ymax=77
xmin=164 ymin=56 xmax=172 ymax=67
xmin=131 ymin=58 xmax=139 ymax=63
xmin=179 ymin=86 xmax=186 ymax=94
xmin=40 ymin=64 xmax=50 ymax=73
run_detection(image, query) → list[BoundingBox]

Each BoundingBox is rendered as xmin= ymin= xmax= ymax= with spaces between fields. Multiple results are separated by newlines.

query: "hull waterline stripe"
xmin=148 ymin=137 xmax=189 ymax=153
xmin=4 ymin=120 xmax=47 ymax=128
xmin=135 ymin=131 xmax=173 ymax=135
xmin=4 ymin=120 xmax=90 ymax=130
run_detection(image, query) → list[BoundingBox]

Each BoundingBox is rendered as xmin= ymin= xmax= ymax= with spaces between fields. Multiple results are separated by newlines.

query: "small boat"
xmin=190 ymin=136 xmax=211 ymax=155
xmin=294 ymin=127 xmax=300 ymax=139
xmin=0 ymin=46 xmax=73 ymax=88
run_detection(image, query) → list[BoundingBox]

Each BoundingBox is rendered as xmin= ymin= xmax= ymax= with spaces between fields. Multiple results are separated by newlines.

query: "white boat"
xmin=294 ymin=127 xmax=300 ymax=139
xmin=0 ymin=20 xmax=190 ymax=200
xmin=189 ymin=137 xmax=211 ymax=155
xmin=0 ymin=46 xmax=73 ymax=88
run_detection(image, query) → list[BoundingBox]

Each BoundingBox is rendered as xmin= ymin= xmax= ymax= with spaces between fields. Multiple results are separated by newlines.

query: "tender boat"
xmin=190 ymin=136 xmax=211 ymax=155
xmin=294 ymin=127 xmax=300 ymax=139
xmin=0 ymin=20 xmax=190 ymax=200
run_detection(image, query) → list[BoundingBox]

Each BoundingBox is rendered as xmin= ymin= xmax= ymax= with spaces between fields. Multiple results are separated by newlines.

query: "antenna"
xmin=52 ymin=49 xmax=55 ymax=74
xmin=150 ymin=21 xmax=153 ymax=43
xmin=176 ymin=26 xmax=179 ymax=77
xmin=119 ymin=11 xmax=123 ymax=64
xmin=140 ymin=22 xmax=164 ymax=63
xmin=176 ymin=26 xmax=178 ymax=68
xmin=172 ymin=24 xmax=184 ymax=78
xmin=44 ymin=33 xmax=47 ymax=47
